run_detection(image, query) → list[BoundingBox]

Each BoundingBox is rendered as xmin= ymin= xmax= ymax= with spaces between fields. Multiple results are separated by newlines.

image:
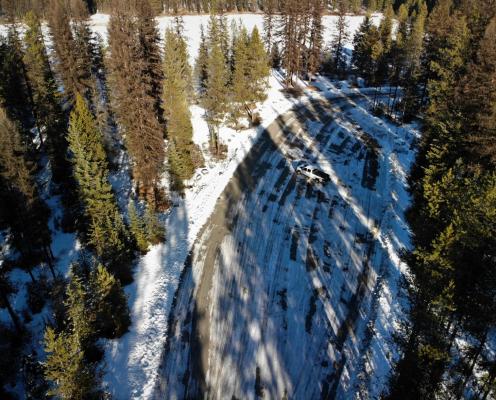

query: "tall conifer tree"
xmin=23 ymin=11 xmax=70 ymax=184
xmin=0 ymin=107 xmax=54 ymax=280
xmin=107 ymin=0 xmax=166 ymax=206
xmin=163 ymin=27 xmax=196 ymax=184
xmin=67 ymin=94 xmax=130 ymax=276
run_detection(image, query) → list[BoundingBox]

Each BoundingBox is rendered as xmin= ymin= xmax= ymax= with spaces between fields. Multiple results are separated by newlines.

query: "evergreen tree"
xmin=331 ymin=1 xmax=350 ymax=76
xmin=90 ymin=264 xmax=130 ymax=338
xmin=48 ymin=0 xmax=93 ymax=104
xmin=23 ymin=11 xmax=70 ymax=184
xmin=44 ymin=327 xmax=99 ymax=400
xmin=387 ymin=4 xmax=409 ymax=115
xmin=231 ymin=25 xmax=250 ymax=126
xmin=375 ymin=3 xmax=394 ymax=83
xmin=107 ymin=1 xmax=166 ymax=206
xmin=270 ymin=43 xmax=282 ymax=69
xmin=195 ymin=24 xmax=210 ymax=94
xmin=135 ymin=0 xmax=164 ymax=123
xmin=351 ymin=13 xmax=373 ymax=76
xmin=217 ymin=14 xmax=231 ymax=67
xmin=277 ymin=0 xmax=309 ymax=85
xmin=263 ymin=0 xmax=276 ymax=51
xmin=0 ymin=265 xmax=21 ymax=332
xmin=65 ymin=274 xmax=95 ymax=345
xmin=128 ymin=200 xmax=149 ymax=253
xmin=0 ymin=107 xmax=55 ymax=280
xmin=22 ymin=9 xmax=82 ymax=233
xmin=0 ymin=25 xmax=34 ymax=134
xmin=387 ymin=2 xmax=496 ymax=398
xmin=67 ymin=94 xmax=130 ymax=277
xmin=203 ymin=37 xmax=229 ymax=155
xmin=457 ymin=17 xmax=496 ymax=168
xmin=163 ymin=27 xmax=196 ymax=184
xmin=307 ymin=0 xmax=324 ymax=77
xmin=229 ymin=23 xmax=269 ymax=129
xmin=401 ymin=1 xmax=428 ymax=120
xmin=144 ymin=204 xmax=165 ymax=245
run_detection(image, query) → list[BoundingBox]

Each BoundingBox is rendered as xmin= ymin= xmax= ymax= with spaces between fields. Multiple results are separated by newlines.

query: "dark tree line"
xmin=0 ymin=0 xmax=271 ymax=396
xmin=0 ymin=0 xmax=144 ymax=397
xmin=1 ymin=0 xmax=413 ymax=17
xmin=378 ymin=1 xmax=496 ymax=399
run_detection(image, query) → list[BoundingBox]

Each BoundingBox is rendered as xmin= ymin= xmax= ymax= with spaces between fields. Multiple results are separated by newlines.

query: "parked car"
xmin=296 ymin=163 xmax=330 ymax=184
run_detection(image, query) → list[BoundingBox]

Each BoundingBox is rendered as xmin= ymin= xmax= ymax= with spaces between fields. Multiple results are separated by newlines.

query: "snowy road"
xmin=155 ymin=87 xmax=416 ymax=399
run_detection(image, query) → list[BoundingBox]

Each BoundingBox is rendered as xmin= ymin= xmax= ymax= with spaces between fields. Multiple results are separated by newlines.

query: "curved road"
xmin=155 ymin=90 xmax=409 ymax=400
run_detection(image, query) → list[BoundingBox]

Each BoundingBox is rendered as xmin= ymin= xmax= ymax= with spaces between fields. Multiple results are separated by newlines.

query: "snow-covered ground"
xmin=1 ymin=12 xmax=399 ymax=400
xmin=102 ymin=71 xmax=303 ymax=399
xmin=89 ymin=12 xmax=383 ymax=65
xmin=87 ymin=12 xmax=384 ymax=399
xmin=155 ymin=80 xmax=418 ymax=399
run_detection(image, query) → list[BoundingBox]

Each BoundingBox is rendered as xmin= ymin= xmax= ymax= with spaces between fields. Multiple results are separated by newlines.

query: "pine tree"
xmin=270 ymin=43 xmax=281 ymax=69
xmin=375 ymin=3 xmax=394 ymax=83
xmin=135 ymin=0 xmax=164 ymax=123
xmin=0 ymin=107 xmax=55 ymax=280
xmin=277 ymin=0 xmax=309 ymax=85
xmin=23 ymin=11 xmax=70 ymax=184
xmin=387 ymin=4 xmax=409 ymax=115
xmin=263 ymin=0 xmax=276 ymax=51
xmin=47 ymin=0 xmax=93 ymax=104
xmin=457 ymin=17 xmax=496 ymax=168
xmin=218 ymin=14 xmax=231 ymax=67
xmin=67 ymin=94 xmax=130 ymax=276
xmin=128 ymin=200 xmax=149 ymax=253
xmin=0 ymin=25 xmax=33 ymax=134
xmin=90 ymin=264 xmax=130 ymax=338
xmin=163 ymin=27 xmax=196 ymax=184
xmin=231 ymin=25 xmax=250 ymax=126
xmin=331 ymin=1 xmax=350 ymax=77
xmin=351 ymin=13 xmax=373 ymax=76
xmin=44 ymin=327 xmax=99 ymax=400
xmin=203 ymin=37 xmax=229 ymax=155
xmin=401 ymin=1 xmax=428 ymax=120
xmin=195 ymin=24 xmax=210 ymax=94
xmin=244 ymin=26 xmax=270 ymax=116
xmin=65 ymin=274 xmax=95 ymax=345
xmin=307 ymin=0 xmax=324 ymax=77
xmin=144 ymin=204 xmax=165 ymax=245
xmin=387 ymin=3 xmax=496 ymax=398
xmin=107 ymin=2 xmax=166 ymax=206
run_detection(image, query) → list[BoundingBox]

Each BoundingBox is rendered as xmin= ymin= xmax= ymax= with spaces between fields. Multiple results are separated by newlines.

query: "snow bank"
xmin=102 ymin=71 xmax=303 ymax=399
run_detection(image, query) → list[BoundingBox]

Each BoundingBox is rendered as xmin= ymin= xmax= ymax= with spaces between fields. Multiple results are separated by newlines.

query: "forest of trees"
xmin=0 ymin=0 xmax=422 ymax=18
xmin=0 ymin=0 xmax=495 ymax=398
xmin=0 ymin=0 xmax=270 ymax=397
xmin=383 ymin=1 xmax=496 ymax=398
xmin=346 ymin=0 xmax=496 ymax=397
xmin=345 ymin=0 xmax=496 ymax=397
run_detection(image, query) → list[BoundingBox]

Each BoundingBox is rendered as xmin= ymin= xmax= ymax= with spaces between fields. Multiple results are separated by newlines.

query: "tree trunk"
xmin=44 ymin=246 xmax=56 ymax=279
xmin=0 ymin=289 xmax=22 ymax=332
xmin=457 ymin=333 xmax=487 ymax=400
xmin=28 ymin=269 xmax=37 ymax=283
xmin=390 ymin=85 xmax=399 ymax=118
xmin=21 ymin=60 xmax=44 ymax=147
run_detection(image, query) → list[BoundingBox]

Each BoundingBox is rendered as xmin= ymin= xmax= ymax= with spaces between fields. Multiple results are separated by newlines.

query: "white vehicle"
xmin=296 ymin=163 xmax=330 ymax=184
